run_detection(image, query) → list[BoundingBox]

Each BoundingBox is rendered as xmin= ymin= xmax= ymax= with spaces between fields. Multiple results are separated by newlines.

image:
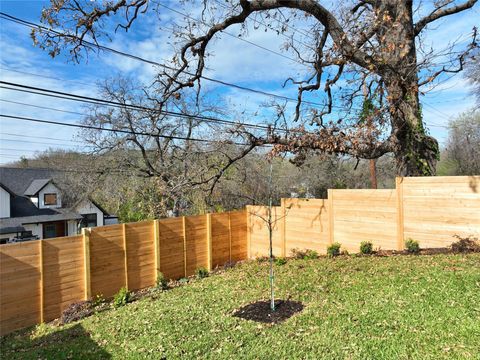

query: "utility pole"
xmin=363 ymin=83 xmax=378 ymax=189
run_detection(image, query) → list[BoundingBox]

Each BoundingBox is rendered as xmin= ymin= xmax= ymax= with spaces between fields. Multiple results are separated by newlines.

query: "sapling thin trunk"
xmin=267 ymin=161 xmax=275 ymax=311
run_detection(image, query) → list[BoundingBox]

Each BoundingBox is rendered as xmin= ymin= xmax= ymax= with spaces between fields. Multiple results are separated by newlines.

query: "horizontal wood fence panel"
xmin=90 ymin=224 xmax=126 ymax=298
xmin=402 ymin=176 xmax=480 ymax=248
xmin=211 ymin=212 xmax=230 ymax=267
xmin=331 ymin=189 xmax=397 ymax=252
xmin=43 ymin=236 xmax=84 ymax=322
xmin=0 ymin=241 xmax=41 ymax=335
xmin=248 ymin=206 xmax=282 ymax=258
xmin=185 ymin=215 xmax=208 ymax=276
xmin=125 ymin=221 xmax=155 ymax=291
xmin=284 ymin=198 xmax=330 ymax=255
xmin=158 ymin=217 xmax=185 ymax=280
xmin=230 ymin=211 xmax=248 ymax=261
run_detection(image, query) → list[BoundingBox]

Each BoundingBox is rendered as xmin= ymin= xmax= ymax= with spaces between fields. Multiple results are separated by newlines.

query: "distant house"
xmin=0 ymin=167 xmax=113 ymax=243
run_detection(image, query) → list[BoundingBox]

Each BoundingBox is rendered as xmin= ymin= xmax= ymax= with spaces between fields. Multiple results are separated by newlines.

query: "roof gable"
xmin=0 ymin=183 xmax=15 ymax=196
xmin=24 ymin=179 xmax=52 ymax=196
xmin=0 ymin=167 xmax=60 ymax=195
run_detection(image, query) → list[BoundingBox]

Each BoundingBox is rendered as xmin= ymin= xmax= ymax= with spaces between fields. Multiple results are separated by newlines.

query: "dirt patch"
xmin=60 ymin=301 xmax=95 ymax=325
xmin=374 ymin=248 xmax=453 ymax=257
xmin=233 ymin=300 xmax=304 ymax=324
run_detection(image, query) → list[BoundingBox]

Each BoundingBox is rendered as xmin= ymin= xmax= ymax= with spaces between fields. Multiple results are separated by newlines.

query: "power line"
xmin=0 ymin=147 xmax=80 ymax=153
xmin=0 ymin=137 xmax=94 ymax=148
xmin=0 ymin=98 xmax=86 ymax=116
xmin=0 ymin=12 xmax=350 ymax=111
xmin=0 ymin=114 xmax=270 ymax=147
xmin=0 ymin=80 xmax=291 ymax=133
xmin=0 ymin=132 xmax=84 ymax=143
xmin=0 ymin=66 xmax=97 ymax=88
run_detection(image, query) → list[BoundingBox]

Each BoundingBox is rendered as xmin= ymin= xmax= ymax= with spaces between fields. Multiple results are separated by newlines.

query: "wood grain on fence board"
xmin=185 ymin=215 xmax=208 ymax=276
xmin=0 ymin=241 xmax=41 ymax=335
xmin=402 ymin=176 xmax=480 ymax=248
xmin=158 ymin=217 xmax=185 ymax=280
xmin=331 ymin=189 xmax=397 ymax=253
xmin=125 ymin=221 xmax=155 ymax=291
xmin=211 ymin=212 xmax=230 ymax=268
xmin=284 ymin=198 xmax=330 ymax=255
xmin=42 ymin=235 xmax=84 ymax=322
xmin=230 ymin=210 xmax=247 ymax=262
xmin=248 ymin=206 xmax=282 ymax=258
xmin=89 ymin=224 xmax=125 ymax=298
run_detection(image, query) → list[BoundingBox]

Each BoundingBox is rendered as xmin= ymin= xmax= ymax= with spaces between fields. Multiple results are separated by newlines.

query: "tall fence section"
xmin=247 ymin=176 xmax=479 ymax=257
xmin=0 ymin=211 xmax=247 ymax=335
xmin=1 ymin=176 xmax=479 ymax=335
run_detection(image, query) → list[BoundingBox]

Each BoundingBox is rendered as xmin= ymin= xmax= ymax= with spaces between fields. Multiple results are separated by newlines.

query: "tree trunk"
xmin=388 ymin=84 xmax=439 ymax=176
xmin=369 ymin=159 xmax=377 ymax=188
xmin=379 ymin=0 xmax=439 ymax=176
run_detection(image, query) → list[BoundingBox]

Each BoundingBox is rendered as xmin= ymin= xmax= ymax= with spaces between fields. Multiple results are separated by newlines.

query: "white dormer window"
xmin=44 ymin=193 xmax=57 ymax=206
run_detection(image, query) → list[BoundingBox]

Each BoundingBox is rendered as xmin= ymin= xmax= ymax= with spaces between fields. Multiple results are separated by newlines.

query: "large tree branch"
xmin=414 ymin=0 xmax=478 ymax=36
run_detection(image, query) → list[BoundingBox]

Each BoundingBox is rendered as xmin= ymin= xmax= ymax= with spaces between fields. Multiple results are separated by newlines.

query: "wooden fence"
xmin=0 ymin=210 xmax=247 ymax=335
xmin=247 ymin=176 xmax=480 ymax=257
xmin=1 ymin=176 xmax=479 ymax=336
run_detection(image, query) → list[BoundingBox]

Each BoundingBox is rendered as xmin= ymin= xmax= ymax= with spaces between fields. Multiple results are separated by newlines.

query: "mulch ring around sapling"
xmin=233 ymin=300 xmax=304 ymax=324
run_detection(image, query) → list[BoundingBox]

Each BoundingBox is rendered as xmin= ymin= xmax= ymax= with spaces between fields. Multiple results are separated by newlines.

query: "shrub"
xmin=156 ymin=271 xmax=168 ymax=290
xmin=304 ymin=249 xmax=319 ymax=259
xmin=360 ymin=241 xmax=373 ymax=255
xmin=178 ymin=277 xmax=189 ymax=285
xmin=450 ymin=236 xmax=480 ymax=253
xmin=113 ymin=287 xmax=131 ymax=308
xmin=327 ymin=242 xmax=341 ymax=257
xmin=274 ymin=257 xmax=287 ymax=266
xmin=92 ymin=294 xmax=105 ymax=307
xmin=291 ymin=248 xmax=318 ymax=260
xmin=195 ymin=267 xmax=209 ymax=279
xmin=405 ymin=238 xmax=420 ymax=254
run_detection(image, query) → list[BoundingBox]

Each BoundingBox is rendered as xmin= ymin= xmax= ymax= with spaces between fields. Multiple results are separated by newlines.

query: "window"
xmin=44 ymin=224 xmax=56 ymax=238
xmin=44 ymin=193 xmax=57 ymax=206
xmin=81 ymin=213 xmax=97 ymax=228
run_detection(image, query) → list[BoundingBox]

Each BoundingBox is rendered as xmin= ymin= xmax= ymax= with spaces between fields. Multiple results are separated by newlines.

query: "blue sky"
xmin=0 ymin=0 xmax=478 ymax=165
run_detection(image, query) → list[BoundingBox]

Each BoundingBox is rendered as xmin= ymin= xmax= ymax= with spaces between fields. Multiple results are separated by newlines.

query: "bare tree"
xmin=33 ymin=0 xmax=478 ymax=177
xmin=80 ymin=77 xmax=261 ymax=216
xmin=465 ymin=49 xmax=480 ymax=104
xmin=444 ymin=109 xmax=480 ymax=175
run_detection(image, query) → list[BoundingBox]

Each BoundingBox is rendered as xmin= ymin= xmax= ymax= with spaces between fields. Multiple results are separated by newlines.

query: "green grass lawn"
xmin=2 ymin=254 xmax=480 ymax=359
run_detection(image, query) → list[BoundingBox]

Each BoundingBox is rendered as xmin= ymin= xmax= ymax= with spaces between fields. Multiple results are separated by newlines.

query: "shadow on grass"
xmin=1 ymin=324 xmax=111 ymax=360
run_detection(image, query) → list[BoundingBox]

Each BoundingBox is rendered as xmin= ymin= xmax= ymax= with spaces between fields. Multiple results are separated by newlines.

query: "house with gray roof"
xmin=0 ymin=167 xmax=112 ymax=243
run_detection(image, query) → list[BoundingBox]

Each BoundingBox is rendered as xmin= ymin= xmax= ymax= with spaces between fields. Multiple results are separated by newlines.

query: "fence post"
xmin=82 ymin=228 xmax=91 ymax=300
xmin=328 ymin=190 xmax=334 ymax=245
xmin=182 ymin=216 xmax=187 ymax=277
xmin=154 ymin=219 xmax=161 ymax=282
xmin=281 ymin=199 xmax=286 ymax=257
xmin=396 ymin=177 xmax=405 ymax=251
xmin=122 ymin=223 xmax=129 ymax=290
xmin=38 ymin=239 xmax=44 ymax=323
xmin=246 ymin=206 xmax=251 ymax=259
xmin=206 ymin=214 xmax=212 ymax=271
